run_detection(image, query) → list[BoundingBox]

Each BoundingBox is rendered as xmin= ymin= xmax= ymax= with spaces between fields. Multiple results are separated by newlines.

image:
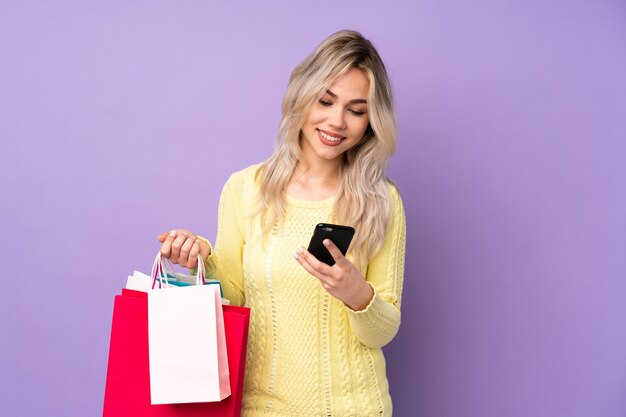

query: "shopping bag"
xmin=126 ymin=270 xmax=153 ymax=292
xmin=125 ymin=255 xmax=225 ymax=299
xmin=148 ymin=254 xmax=230 ymax=404
xmin=164 ymin=271 xmax=225 ymax=297
xmin=103 ymin=288 xmax=250 ymax=416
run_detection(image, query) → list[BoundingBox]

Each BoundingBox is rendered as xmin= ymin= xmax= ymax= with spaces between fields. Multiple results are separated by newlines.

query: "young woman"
xmin=158 ymin=30 xmax=406 ymax=417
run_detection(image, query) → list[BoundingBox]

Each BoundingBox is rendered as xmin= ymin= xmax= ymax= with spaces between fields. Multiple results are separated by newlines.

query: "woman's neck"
xmin=286 ymin=159 xmax=342 ymax=201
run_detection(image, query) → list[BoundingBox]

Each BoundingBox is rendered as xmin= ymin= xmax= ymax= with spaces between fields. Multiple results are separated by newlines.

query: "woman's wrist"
xmin=346 ymin=281 xmax=375 ymax=311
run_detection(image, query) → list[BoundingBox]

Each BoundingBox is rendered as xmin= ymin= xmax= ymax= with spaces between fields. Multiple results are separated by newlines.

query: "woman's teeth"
xmin=319 ymin=131 xmax=343 ymax=142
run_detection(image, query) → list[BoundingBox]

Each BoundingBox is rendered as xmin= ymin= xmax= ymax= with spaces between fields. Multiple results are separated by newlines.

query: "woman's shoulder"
xmin=384 ymin=180 xmax=406 ymax=227
xmin=229 ymin=163 xmax=262 ymax=180
xmin=224 ymin=163 xmax=263 ymax=190
xmin=385 ymin=179 xmax=403 ymax=203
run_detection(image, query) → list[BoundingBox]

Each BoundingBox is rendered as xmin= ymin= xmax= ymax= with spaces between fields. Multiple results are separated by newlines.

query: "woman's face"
xmin=300 ymin=68 xmax=370 ymax=165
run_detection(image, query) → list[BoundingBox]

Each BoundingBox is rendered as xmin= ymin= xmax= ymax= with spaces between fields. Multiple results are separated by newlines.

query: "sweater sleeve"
xmin=346 ymin=185 xmax=407 ymax=348
xmin=199 ymin=172 xmax=247 ymax=306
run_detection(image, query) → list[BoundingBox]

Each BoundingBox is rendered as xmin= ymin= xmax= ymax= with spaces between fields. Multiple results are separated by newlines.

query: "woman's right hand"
xmin=157 ymin=229 xmax=211 ymax=269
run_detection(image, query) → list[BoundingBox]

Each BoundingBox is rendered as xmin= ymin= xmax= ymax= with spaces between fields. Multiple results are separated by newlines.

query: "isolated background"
xmin=1 ymin=1 xmax=625 ymax=416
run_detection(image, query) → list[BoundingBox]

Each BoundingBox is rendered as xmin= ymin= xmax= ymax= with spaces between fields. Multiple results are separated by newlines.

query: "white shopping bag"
xmin=125 ymin=270 xmax=153 ymax=292
xmin=147 ymin=253 xmax=231 ymax=404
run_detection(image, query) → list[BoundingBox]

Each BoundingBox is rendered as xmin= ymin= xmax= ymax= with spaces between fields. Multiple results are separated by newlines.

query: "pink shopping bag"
xmin=103 ymin=288 xmax=250 ymax=416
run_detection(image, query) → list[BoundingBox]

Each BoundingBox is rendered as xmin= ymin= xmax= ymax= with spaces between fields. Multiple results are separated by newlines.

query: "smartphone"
xmin=307 ymin=223 xmax=355 ymax=266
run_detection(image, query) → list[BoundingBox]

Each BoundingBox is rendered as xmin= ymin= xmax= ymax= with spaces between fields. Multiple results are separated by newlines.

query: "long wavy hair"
xmin=255 ymin=30 xmax=397 ymax=267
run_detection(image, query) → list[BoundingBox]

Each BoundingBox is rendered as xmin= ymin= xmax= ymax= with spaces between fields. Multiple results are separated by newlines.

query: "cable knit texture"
xmin=202 ymin=165 xmax=406 ymax=417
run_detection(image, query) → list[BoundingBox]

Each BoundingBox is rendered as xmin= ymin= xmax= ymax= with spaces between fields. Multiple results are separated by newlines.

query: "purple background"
xmin=1 ymin=1 xmax=625 ymax=416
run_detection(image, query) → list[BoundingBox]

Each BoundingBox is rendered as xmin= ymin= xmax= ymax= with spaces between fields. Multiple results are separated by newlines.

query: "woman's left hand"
xmin=293 ymin=239 xmax=374 ymax=311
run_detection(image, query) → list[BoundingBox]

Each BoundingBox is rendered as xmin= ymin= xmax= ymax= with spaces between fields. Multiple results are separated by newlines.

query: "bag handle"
xmin=195 ymin=254 xmax=206 ymax=286
xmin=151 ymin=252 xmax=206 ymax=289
xmin=151 ymin=252 xmax=169 ymax=289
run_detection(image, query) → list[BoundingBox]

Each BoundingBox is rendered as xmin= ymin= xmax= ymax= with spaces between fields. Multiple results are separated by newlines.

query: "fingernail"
xmin=323 ymin=239 xmax=330 ymax=246
xmin=298 ymin=246 xmax=305 ymax=254
xmin=292 ymin=252 xmax=299 ymax=259
xmin=169 ymin=230 xmax=176 ymax=237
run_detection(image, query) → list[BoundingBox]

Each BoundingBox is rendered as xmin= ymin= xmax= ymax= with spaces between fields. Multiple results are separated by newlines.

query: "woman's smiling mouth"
xmin=317 ymin=129 xmax=346 ymax=146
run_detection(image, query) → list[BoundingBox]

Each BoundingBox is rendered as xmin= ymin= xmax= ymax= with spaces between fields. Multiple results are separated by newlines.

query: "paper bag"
xmin=147 ymin=255 xmax=230 ymax=404
xmin=103 ymin=288 xmax=250 ymax=416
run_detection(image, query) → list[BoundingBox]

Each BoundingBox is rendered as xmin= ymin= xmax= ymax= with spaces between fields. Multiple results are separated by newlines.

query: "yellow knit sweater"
xmin=203 ymin=165 xmax=406 ymax=417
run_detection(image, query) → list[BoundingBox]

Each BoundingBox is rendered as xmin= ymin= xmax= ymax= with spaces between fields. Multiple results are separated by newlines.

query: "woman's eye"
xmin=349 ymin=109 xmax=366 ymax=116
xmin=319 ymin=99 xmax=332 ymax=106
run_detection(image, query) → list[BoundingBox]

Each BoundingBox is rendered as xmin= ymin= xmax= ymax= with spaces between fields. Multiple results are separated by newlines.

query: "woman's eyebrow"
xmin=325 ymin=89 xmax=367 ymax=104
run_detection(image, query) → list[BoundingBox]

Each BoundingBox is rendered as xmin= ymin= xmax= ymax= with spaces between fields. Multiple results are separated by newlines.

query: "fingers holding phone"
xmin=306 ymin=223 xmax=355 ymax=266
xmin=293 ymin=223 xmax=373 ymax=311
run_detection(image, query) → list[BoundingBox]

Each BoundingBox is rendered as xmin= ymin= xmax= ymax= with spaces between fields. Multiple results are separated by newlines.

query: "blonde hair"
xmin=255 ymin=30 xmax=397 ymax=267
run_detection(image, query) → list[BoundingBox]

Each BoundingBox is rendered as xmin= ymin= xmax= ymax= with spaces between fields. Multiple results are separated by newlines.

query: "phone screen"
xmin=307 ymin=223 xmax=355 ymax=266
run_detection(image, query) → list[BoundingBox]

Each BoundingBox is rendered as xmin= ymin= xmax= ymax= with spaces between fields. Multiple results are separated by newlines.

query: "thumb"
xmin=197 ymin=238 xmax=212 ymax=261
xmin=323 ymin=239 xmax=346 ymax=263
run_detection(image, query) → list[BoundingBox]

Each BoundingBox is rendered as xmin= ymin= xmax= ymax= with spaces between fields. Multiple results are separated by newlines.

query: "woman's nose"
xmin=328 ymin=107 xmax=346 ymax=129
